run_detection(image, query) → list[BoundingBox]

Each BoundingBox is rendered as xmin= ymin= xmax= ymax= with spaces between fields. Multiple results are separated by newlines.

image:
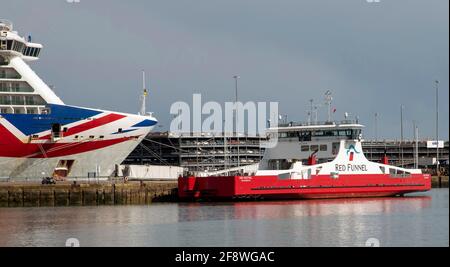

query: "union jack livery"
xmin=0 ymin=20 xmax=157 ymax=180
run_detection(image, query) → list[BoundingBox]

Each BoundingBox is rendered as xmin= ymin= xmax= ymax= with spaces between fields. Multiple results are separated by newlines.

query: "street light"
xmin=374 ymin=112 xmax=379 ymax=142
xmin=400 ymin=105 xmax=404 ymax=167
xmin=435 ymin=80 xmax=440 ymax=176
xmin=233 ymin=75 xmax=241 ymax=169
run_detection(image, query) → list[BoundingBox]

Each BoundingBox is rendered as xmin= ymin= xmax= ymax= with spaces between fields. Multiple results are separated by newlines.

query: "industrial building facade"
xmin=124 ymin=132 xmax=265 ymax=174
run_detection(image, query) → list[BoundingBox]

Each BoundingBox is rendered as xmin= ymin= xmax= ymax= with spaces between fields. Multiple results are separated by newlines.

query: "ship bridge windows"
xmin=12 ymin=41 xmax=25 ymax=53
xmin=0 ymin=40 xmax=40 ymax=57
xmin=6 ymin=40 xmax=13 ymax=51
xmin=0 ymin=40 xmax=14 ymax=51
xmin=311 ymin=129 xmax=362 ymax=139
xmin=299 ymin=131 xmax=312 ymax=142
xmin=24 ymin=46 xmax=41 ymax=57
xmin=0 ymin=40 xmax=12 ymax=51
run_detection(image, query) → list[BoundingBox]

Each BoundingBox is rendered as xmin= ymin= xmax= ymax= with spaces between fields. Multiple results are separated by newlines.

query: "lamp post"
xmin=435 ymin=80 xmax=440 ymax=177
xmin=233 ymin=75 xmax=240 ymax=170
xmin=375 ymin=112 xmax=379 ymax=142
xmin=400 ymin=105 xmax=404 ymax=167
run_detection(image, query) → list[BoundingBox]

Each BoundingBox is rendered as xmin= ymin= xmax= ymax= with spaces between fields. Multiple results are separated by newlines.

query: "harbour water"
xmin=0 ymin=189 xmax=447 ymax=247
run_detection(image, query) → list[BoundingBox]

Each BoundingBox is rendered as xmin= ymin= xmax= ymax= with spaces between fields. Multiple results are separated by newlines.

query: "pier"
xmin=0 ymin=181 xmax=178 ymax=207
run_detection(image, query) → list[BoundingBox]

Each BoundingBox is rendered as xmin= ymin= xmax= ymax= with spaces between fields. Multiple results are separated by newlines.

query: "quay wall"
xmin=0 ymin=177 xmax=447 ymax=207
xmin=0 ymin=181 xmax=178 ymax=207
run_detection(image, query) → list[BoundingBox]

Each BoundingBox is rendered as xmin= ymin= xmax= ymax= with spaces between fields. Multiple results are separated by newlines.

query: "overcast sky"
xmin=2 ymin=0 xmax=448 ymax=140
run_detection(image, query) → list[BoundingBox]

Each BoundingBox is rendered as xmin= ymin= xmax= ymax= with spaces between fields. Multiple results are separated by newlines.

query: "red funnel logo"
xmin=346 ymin=145 xmax=360 ymax=162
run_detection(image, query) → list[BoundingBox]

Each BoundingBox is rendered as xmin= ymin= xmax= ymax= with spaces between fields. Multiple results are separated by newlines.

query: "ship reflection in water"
xmin=0 ymin=190 xmax=447 ymax=247
xmin=179 ymin=196 xmax=433 ymax=222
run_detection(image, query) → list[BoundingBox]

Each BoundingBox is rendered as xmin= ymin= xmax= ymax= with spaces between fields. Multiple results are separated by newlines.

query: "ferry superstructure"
xmin=0 ymin=20 xmax=157 ymax=180
xmin=179 ymin=115 xmax=431 ymax=200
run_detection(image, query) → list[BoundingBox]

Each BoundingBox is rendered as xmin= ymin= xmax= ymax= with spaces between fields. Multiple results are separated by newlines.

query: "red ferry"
xmin=178 ymin=121 xmax=431 ymax=201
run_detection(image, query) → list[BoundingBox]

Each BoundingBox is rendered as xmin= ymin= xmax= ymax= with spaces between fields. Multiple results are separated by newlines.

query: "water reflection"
xmin=0 ymin=190 xmax=446 ymax=247
xmin=177 ymin=196 xmax=432 ymax=222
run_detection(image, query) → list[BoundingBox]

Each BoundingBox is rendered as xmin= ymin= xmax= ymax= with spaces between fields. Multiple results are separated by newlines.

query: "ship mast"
xmin=140 ymin=70 xmax=148 ymax=116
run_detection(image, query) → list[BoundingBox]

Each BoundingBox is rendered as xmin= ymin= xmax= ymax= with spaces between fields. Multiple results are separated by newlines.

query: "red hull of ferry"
xmin=178 ymin=174 xmax=432 ymax=201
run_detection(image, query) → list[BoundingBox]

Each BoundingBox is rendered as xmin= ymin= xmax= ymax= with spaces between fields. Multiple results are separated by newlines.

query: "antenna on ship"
xmin=140 ymin=70 xmax=148 ymax=116
xmin=324 ymin=90 xmax=333 ymax=123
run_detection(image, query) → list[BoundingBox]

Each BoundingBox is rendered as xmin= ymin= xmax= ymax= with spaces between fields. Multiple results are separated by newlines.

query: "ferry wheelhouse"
xmin=0 ymin=20 xmax=157 ymax=180
xmin=179 ymin=119 xmax=431 ymax=200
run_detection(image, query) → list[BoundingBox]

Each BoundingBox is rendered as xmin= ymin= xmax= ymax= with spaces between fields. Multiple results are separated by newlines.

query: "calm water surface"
xmin=0 ymin=189 xmax=448 ymax=247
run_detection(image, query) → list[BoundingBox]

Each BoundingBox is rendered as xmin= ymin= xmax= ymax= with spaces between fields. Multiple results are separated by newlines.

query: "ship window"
xmin=0 ymin=81 xmax=34 ymax=92
xmin=299 ymin=131 xmax=312 ymax=141
xmin=25 ymin=95 xmax=46 ymax=105
xmin=320 ymin=145 xmax=327 ymax=151
xmin=6 ymin=40 xmax=13 ymax=50
xmin=11 ymin=95 xmax=24 ymax=105
xmin=13 ymin=107 xmax=25 ymax=114
xmin=332 ymin=142 xmax=340 ymax=155
xmin=310 ymin=145 xmax=319 ymax=152
xmin=0 ymin=55 xmax=8 ymax=65
xmin=26 ymin=108 xmax=38 ymax=114
xmin=301 ymin=145 xmax=309 ymax=152
xmin=389 ymin=168 xmax=411 ymax=178
xmin=0 ymin=95 xmax=8 ymax=104
xmin=41 ymin=107 xmax=51 ymax=115
xmin=0 ymin=68 xmax=21 ymax=79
